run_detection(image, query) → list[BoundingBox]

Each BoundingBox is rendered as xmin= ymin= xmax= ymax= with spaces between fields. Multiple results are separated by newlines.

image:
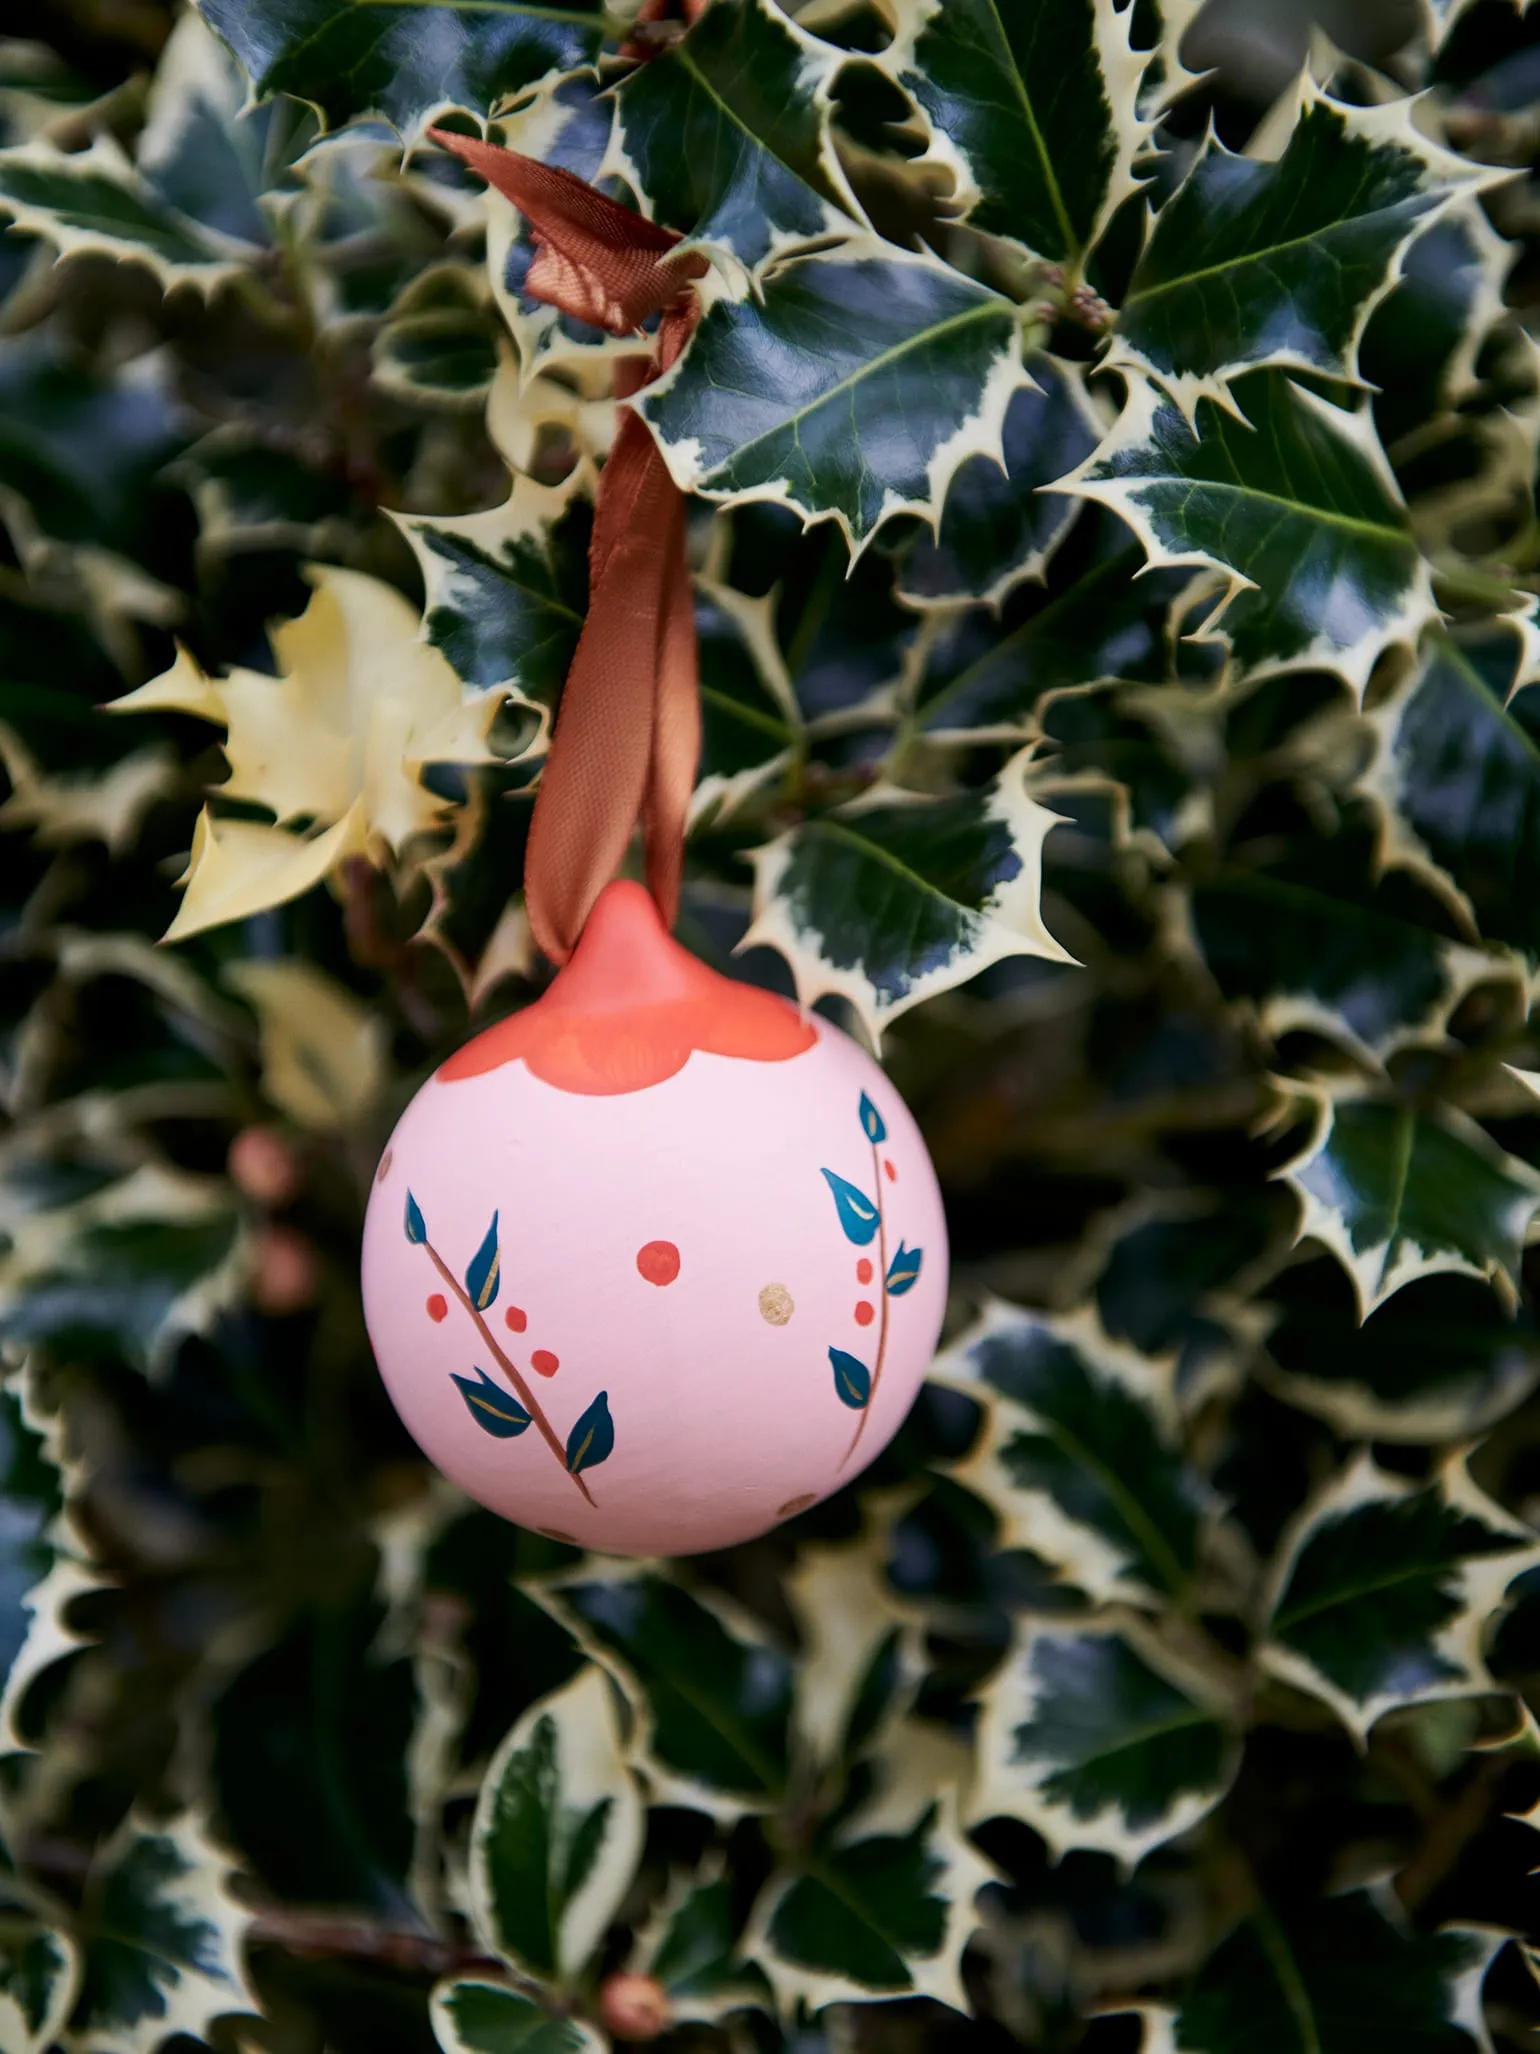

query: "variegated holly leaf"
xmin=784 ymin=1524 xmax=922 ymax=1774
xmin=0 ymin=725 xmax=178 ymax=858
xmin=0 ymin=1165 xmax=245 ymax=1379
xmin=1367 ymin=623 xmax=1540 ymax=959
xmin=224 ymin=958 xmax=389 ymax=1132
xmin=641 ymin=242 xmax=1025 ymax=549
xmin=611 ymin=0 xmax=863 ymax=274
xmin=971 ymin=1615 xmax=1238 ymax=1867
xmin=69 ymin=1813 xmax=256 ymax=2054
xmin=748 ymin=1724 xmax=991 ymax=2013
xmin=417 ymin=766 xmax=535 ymax=1006
xmin=166 ymin=427 xmax=358 ymax=557
xmin=1068 ymin=369 xmax=1433 ymax=694
xmin=1262 ymin=1263 xmax=1540 ymax=1444
xmin=398 ymin=471 xmax=590 ymax=738
xmin=898 ymin=358 xmax=1100 ymax=609
xmin=1259 ymin=1452 xmax=1540 ymax=1740
xmin=1110 ymin=86 xmax=1484 ymax=403
xmin=136 ymin=6 xmax=291 ymax=251
xmin=907 ymin=538 xmax=1204 ymax=741
xmin=1133 ymin=1892 xmax=1501 ymax=2054
xmin=744 ymin=753 xmax=1074 ymax=1039
xmin=878 ymin=0 xmax=1150 ymax=267
xmin=1186 ymin=815 xmax=1496 ymax=1059
xmin=0 ymin=135 xmax=254 ymax=290
xmin=432 ymin=1979 xmax=604 ymax=2054
xmin=693 ymin=581 xmax=802 ymax=826
xmin=373 ymin=267 xmax=500 ymax=410
xmin=635 ymin=1865 xmax=763 ymax=2023
xmin=1283 ymin=1092 xmax=1540 ymax=1319
xmin=936 ymin=1302 xmax=1208 ymax=1608
xmin=469 ymin=1665 xmax=643 ymax=1983
xmin=197 ymin=0 xmax=606 ymax=141
xmin=0 ymin=1922 xmax=78 ymax=2054
xmin=1362 ymin=203 xmax=1514 ymax=447
xmin=542 ymin=1570 xmax=793 ymax=1817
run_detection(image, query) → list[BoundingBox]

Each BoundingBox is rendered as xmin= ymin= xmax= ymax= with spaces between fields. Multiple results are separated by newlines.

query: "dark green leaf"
xmin=432 ymin=1978 xmax=603 ymax=2054
xmin=889 ymin=0 xmax=1146 ymax=264
xmin=643 ymin=246 xmax=1022 ymax=546
xmin=898 ymin=359 xmax=1099 ymax=607
xmin=1153 ymin=1891 xmax=1498 ymax=2054
xmin=765 ymin=1810 xmax=947 ymax=1994
xmin=1286 ymin=1094 xmax=1540 ymax=1316
xmin=0 ymin=136 xmax=247 ymax=284
xmin=1261 ymin=1455 xmax=1538 ymax=1735
xmin=0 ymin=1923 xmax=77 ymax=2053
xmin=197 ymin=0 xmax=605 ymax=138
xmin=613 ymin=0 xmax=859 ymax=271
xmin=1073 ymin=369 xmax=1431 ymax=691
xmin=1114 ymin=91 xmax=1476 ymax=392
xmin=973 ymin=1621 xmax=1236 ymax=1863
xmin=548 ymin=1574 xmax=792 ymax=1812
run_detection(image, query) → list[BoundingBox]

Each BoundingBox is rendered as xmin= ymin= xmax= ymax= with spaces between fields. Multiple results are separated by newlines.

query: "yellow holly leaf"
xmin=0 ymin=722 xmax=177 ymax=855
xmin=163 ymin=803 xmax=369 ymax=944
xmin=224 ymin=958 xmax=388 ymax=1131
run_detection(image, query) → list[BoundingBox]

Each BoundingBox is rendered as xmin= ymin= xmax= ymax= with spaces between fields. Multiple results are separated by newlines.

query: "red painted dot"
xmin=504 ymin=1305 xmax=528 ymax=1333
xmin=856 ymin=1258 xmax=874 ymax=1284
xmin=531 ymin=1349 xmax=560 ymax=1377
xmin=883 ymin=1158 xmax=897 ymax=1182
xmin=855 ymin=1301 xmax=875 ymax=1327
xmin=426 ymin=1294 xmax=448 ymax=1323
xmin=637 ymin=1240 xmax=681 ymax=1286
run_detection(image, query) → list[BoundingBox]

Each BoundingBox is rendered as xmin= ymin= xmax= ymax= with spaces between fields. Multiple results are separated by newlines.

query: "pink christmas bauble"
xmin=360 ymin=881 xmax=948 ymax=1555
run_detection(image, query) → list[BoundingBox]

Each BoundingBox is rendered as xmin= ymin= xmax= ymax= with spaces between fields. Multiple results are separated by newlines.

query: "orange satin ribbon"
xmin=430 ymin=133 xmax=709 ymax=965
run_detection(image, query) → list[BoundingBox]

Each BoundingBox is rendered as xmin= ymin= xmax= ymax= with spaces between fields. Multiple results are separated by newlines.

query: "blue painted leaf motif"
xmin=566 ymin=1391 xmax=614 ymax=1474
xmin=451 ymin=1366 xmax=531 ymax=1438
xmin=820 ymin=1169 xmax=880 ymax=1245
xmin=404 ymin=1192 xmax=427 ymax=1245
xmin=830 ymin=1348 xmax=871 ymax=1409
xmin=886 ymin=1243 xmax=922 ymax=1296
xmin=859 ymin=1092 xmax=888 ymax=1144
xmin=466 ymin=1212 xmax=501 ymax=1310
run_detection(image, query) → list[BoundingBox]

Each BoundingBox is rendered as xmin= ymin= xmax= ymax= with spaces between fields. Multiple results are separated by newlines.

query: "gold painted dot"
xmin=376 ymin=1148 xmax=393 ymax=1184
xmin=758 ymin=1283 xmax=794 ymax=1326
xmin=778 ymin=1493 xmax=817 ymax=1518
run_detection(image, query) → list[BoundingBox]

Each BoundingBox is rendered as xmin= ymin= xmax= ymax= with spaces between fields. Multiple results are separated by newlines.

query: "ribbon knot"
xmin=431 ymin=133 xmax=709 ymax=965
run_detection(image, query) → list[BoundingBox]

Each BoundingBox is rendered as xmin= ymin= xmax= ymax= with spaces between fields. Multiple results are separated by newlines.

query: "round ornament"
xmin=361 ymin=881 xmax=948 ymax=1556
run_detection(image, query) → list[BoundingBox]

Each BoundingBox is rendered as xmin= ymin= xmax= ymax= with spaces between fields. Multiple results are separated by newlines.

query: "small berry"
xmin=599 ymin=1973 xmax=673 ymax=2042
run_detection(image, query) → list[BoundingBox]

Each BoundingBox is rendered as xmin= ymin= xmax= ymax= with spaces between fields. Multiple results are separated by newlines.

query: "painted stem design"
xmin=842 ymin=1137 xmax=891 ymax=1466
xmin=421 ymin=1238 xmax=597 ymax=1507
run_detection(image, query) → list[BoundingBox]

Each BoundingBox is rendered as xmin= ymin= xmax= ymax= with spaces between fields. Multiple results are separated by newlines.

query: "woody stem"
xmin=422 ymin=1240 xmax=596 ymax=1508
xmin=843 ymin=1140 xmax=891 ymax=1465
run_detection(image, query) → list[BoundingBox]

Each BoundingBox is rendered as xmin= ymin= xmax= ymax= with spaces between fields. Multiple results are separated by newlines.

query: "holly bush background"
xmin=4 ymin=0 xmax=1540 ymax=2049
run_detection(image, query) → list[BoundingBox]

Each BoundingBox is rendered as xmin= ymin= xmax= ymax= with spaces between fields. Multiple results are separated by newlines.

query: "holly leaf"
xmin=747 ymin=1725 xmax=992 ymax=2013
xmin=907 ymin=540 xmax=1203 ymax=741
xmin=0 ymin=135 xmax=253 ymax=291
xmin=373 ymin=267 xmax=501 ymax=410
xmin=1283 ymin=1091 xmax=1540 ymax=1318
xmin=1110 ymin=86 xmax=1485 ymax=403
xmin=196 ymin=0 xmax=606 ymax=141
xmin=1367 ymin=621 xmax=1540 ymax=959
xmin=1068 ymin=369 xmax=1433 ymax=694
xmin=431 ymin=1979 xmax=604 ymax=2054
xmin=937 ymin=1303 xmax=1209 ymax=1607
xmin=0 ymin=725 xmax=177 ymax=859
xmin=0 ymin=1924 xmax=78 ymax=2054
xmin=398 ymin=470 xmax=590 ymax=740
xmin=746 ymin=752 xmax=1074 ymax=1038
xmin=785 ymin=1527 xmax=922 ymax=1775
xmin=1187 ymin=817 xmax=1494 ymax=1059
xmin=1362 ymin=202 xmax=1515 ymax=445
xmin=879 ymin=0 xmax=1150 ymax=267
xmin=898 ymin=358 xmax=1101 ymax=609
xmin=470 ymin=1665 xmax=643 ymax=1982
xmin=611 ymin=0 xmax=863 ymax=273
xmin=637 ymin=1868 xmax=759 ymax=2021
xmin=0 ymin=1165 xmax=245 ymax=1380
xmin=1133 ymin=1892 xmax=1500 ymax=2054
xmin=136 ymin=6 xmax=291 ymax=250
xmin=971 ymin=1616 xmax=1238 ymax=1866
xmin=225 ymin=957 xmax=388 ymax=1132
xmin=641 ymin=242 xmax=1025 ymax=550
xmin=1258 ymin=1451 xmax=1540 ymax=1740
xmin=692 ymin=582 xmax=801 ymax=826
xmin=543 ymin=1570 xmax=793 ymax=1817
xmin=70 ymin=1813 xmax=256 ymax=2054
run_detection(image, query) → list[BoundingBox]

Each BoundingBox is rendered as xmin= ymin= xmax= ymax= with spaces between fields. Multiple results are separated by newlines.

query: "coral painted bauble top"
xmin=360 ymin=882 xmax=948 ymax=1556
